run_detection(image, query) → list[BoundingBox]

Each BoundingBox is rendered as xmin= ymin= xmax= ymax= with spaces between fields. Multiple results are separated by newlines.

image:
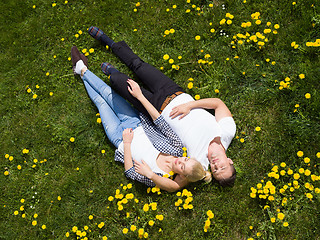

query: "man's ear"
xmin=228 ymin=158 xmax=234 ymax=165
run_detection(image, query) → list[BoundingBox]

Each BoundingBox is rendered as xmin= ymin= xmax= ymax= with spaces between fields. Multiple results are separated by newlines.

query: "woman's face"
xmin=172 ymin=157 xmax=194 ymax=176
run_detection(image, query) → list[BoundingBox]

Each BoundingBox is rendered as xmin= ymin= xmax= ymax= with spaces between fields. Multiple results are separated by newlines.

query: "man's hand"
xmin=122 ymin=128 xmax=134 ymax=144
xmin=169 ymin=103 xmax=192 ymax=119
xmin=134 ymin=160 xmax=154 ymax=179
xmin=127 ymin=79 xmax=143 ymax=100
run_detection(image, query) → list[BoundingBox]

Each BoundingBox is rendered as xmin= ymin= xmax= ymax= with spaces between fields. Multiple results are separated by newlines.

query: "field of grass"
xmin=1 ymin=0 xmax=319 ymax=239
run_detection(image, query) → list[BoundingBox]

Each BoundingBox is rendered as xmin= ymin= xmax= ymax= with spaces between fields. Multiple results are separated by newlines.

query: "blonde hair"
xmin=185 ymin=158 xmax=212 ymax=183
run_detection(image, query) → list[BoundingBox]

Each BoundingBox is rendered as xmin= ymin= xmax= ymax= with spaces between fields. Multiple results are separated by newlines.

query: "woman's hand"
xmin=127 ymin=79 xmax=143 ymax=100
xmin=122 ymin=128 xmax=134 ymax=144
xmin=169 ymin=103 xmax=192 ymax=119
xmin=134 ymin=160 xmax=154 ymax=179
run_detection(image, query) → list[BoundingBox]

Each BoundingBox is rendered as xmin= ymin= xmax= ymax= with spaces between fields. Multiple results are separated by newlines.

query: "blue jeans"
xmin=82 ymin=70 xmax=141 ymax=148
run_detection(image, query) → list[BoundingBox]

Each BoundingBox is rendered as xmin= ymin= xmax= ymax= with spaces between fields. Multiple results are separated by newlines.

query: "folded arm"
xmin=134 ymin=160 xmax=188 ymax=192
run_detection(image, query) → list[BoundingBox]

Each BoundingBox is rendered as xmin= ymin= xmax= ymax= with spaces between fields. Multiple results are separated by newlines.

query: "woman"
xmin=71 ymin=46 xmax=211 ymax=192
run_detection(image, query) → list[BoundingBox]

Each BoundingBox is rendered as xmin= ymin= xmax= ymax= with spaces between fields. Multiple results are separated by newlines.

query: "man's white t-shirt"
xmin=161 ymin=93 xmax=236 ymax=170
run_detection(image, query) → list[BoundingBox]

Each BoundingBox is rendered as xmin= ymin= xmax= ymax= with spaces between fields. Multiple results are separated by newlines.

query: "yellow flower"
xmin=4 ymin=171 xmax=9 ymax=176
xmin=195 ymin=35 xmax=201 ymax=40
xmin=227 ymin=20 xmax=232 ymax=25
xmin=207 ymin=210 xmax=214 ymax=219
xmin=255 ymin=126 xmax=261 ymax=131
xmin=210 ymin=28 xmax=215 ymax=33
xmin=163 ymin=54 xmax=169 ymax=60
xmin=169 ymin=59 xmax=174 ymax=64
xmin=220 ymin=19 xmax=226 ymax=25
xmin=187 ymin=82 xmax=193 ymax=89
xmin=283 ymin=222 xmax=289 ymax=227
xmin=138 ymin=228 xmax=144 ymax=236
xmin=271 ymin=217 xmax=276 ymax=223
xmin=277 ymin=212 xmax=285 ymax=220
xmin=297 ymin=151 xmax=304 ymax=157
xmin=305 ymin=93 xmax=311 ymax=99
xmin=316 ymin=152 xmax=320 ymax=158
xmin=42 ymin=225 xmax=46 ymax=229
xmin=70 ymin=137 xmax=75 ymax=142
xmin=98 ymin=222 xmax=105 ymax=228
xmin=240 ymin=138 xmax=245 ymax=143
xmin=130 ymin=225 xmax=137 ymax=231
xmin=299 ymin=74 xmax=305 ymax=79
xmin=122 ymin=228 xmax=128 ymax=234
xmin=304 ymin=157 xmax=310 ymax=163
xmin=306 ymin=193 xmax=313 ymax=199
xmin=33 ymin=94 xmax=37 ymax=99
xmin=32 ymin=220 xmax=37 ymax=226
xmin=195 ymin=95 xmax=200 ymax=100
xmin=88 ymin=215 xmax=93 ymax=220
xmin=274 ymin=24 xmax=280 ymax=29
xmin=170 ymin=28 xmax=175 ymax=33
xmin=66 ymin=232 xmax=70 ymax=237
xmin=143 ymin=204 xmax=149 ymax=212
xmin=97 ymin=118 xmax=102 ymax=123
xmin=148 ymin=220 xmax=154 ymax=226
xmin=52 ymin=3 xmax=56 ymax=7
xmin=293 ymin=173 xmax=300 ymax=180
xmin=156 ymin=214 xmax=164 ymax=221
xmin=256 ymin=20 xmax=261 ymax=25
xmin=89 ymin=48 xmax=94 ymax=53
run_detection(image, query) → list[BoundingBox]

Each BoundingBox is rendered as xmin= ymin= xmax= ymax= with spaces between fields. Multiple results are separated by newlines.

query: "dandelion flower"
xmin=70 ymin=137 xmax=75 ymax=142
xmin=255 ymin=126 xmax=261 ymax=131
xmin=297 ymin=151 xmax=304 ymax=157
xmin=277 ymin=212 xmax=285 ymax=220
xmin=195 ymin=35 xmax=201 ymax=40
xmin=130 ymin=225 xmax=137 ymax=231
xmin=163 ymin=54 xmax=169 ymax=60
xmin=305 ymin=93 xmax=311 ymax=99
xmin=195 ymin=95 xmax=200 ymax=100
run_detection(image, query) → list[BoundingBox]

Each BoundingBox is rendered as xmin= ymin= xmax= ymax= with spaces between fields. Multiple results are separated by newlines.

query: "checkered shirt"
xmin=114 ymin=113 xmax=184 ymax=187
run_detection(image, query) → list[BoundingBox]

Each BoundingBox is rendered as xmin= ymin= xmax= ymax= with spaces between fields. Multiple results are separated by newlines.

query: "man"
xmin=87 ymin=26 xmax=237 ymax=186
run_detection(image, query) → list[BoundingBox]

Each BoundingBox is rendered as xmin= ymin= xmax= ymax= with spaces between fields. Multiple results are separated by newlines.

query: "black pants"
xmin=109 ymin=41 xmax=184 ymax=116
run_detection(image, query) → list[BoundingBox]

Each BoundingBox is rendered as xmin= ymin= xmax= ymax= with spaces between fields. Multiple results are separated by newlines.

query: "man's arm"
xmin=169 ymin=98 xmax=232 ymax=122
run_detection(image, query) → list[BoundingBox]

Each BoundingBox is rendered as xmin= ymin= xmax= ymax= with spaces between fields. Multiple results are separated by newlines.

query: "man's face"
xmin=208 ymin=146 xmax=234 ymax=181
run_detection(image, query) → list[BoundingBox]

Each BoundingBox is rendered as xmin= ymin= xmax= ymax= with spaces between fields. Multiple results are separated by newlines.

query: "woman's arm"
xmin=169 ymin=98 xmax=232 ymax=122
xmin=122 ymin=128 xmax=134 ymax=171
xmin=127 ymin=79 xmax=160 ymax=121
xmin=134 ymin=160 xmax=189 ymax=192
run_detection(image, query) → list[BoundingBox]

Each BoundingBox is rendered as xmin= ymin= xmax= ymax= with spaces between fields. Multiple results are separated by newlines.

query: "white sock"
xmin=74 ymin=60 xmax=86 ymax=75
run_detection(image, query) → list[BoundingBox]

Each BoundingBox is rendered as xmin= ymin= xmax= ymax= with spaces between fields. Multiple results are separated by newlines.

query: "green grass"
xmin=1 ymin=0 xmax=319 ymax=239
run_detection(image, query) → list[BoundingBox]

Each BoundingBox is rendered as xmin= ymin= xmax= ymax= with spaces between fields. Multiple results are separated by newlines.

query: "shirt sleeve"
xmin=115 ymin=149 xmax=161 ymax=187
xmin=140 ymin=113 xmax=184 ymax=157
xmin=125 ymin=167 xmax=162 ymax=187
xmin=218 ymin=117 xmax=236 ymax=150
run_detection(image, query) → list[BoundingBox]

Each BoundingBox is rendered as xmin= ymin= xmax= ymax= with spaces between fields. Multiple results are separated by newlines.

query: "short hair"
xmin=217 ymin=165 xmax=236 ymax=187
